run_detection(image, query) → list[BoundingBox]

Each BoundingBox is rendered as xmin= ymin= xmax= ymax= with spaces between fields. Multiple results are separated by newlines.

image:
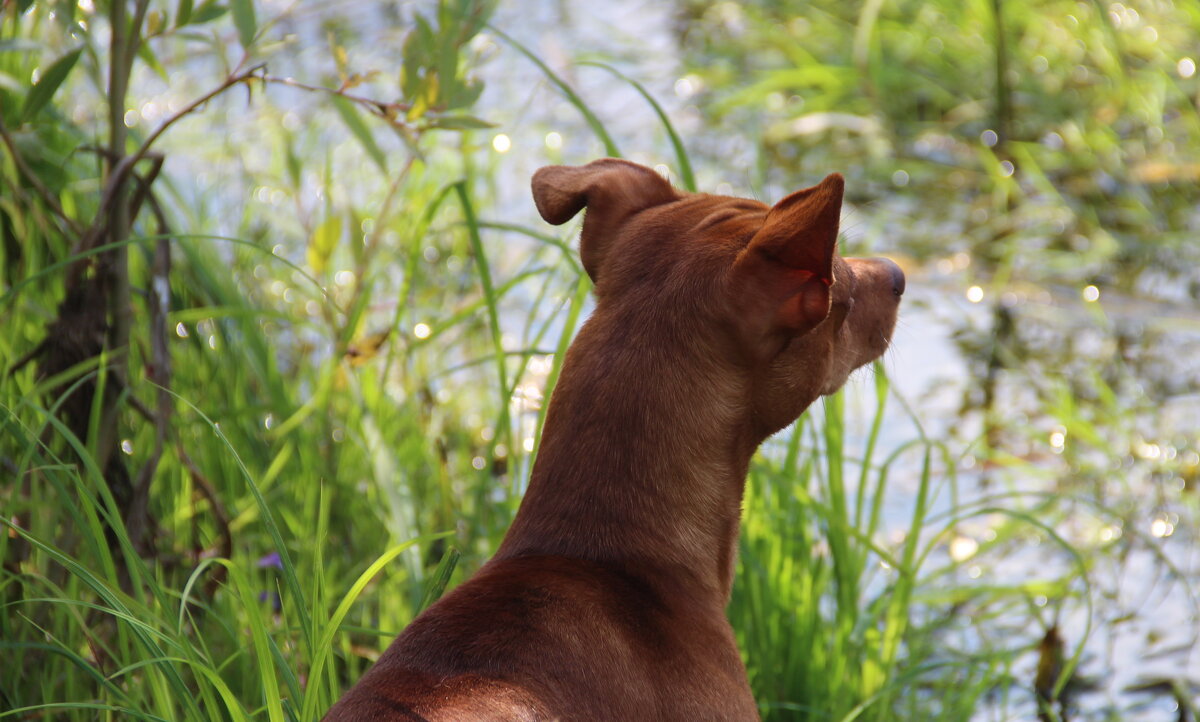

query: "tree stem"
xmin=97 ymin=0 xmax=132 ymax=478
xmin=991 ymin=0 xmax=1012 ymax=149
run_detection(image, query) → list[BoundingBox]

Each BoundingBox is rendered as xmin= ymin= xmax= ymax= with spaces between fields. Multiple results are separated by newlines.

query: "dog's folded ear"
xmin=732 ymin=173 xmax=843 ymax=336
xmin=532 ymin=158 xmax=678 ymax=283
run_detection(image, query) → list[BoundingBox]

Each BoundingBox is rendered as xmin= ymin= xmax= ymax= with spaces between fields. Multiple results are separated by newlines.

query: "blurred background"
xmin=2 ymin=0 xmax=1199 ymax=719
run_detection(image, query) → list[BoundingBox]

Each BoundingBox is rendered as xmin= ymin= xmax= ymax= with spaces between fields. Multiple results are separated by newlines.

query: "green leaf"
xmin=458 ymin=0 xmax=496 ymax=40
xmin=331 ymin=96 xmax=387 ymax=173
xmin=176 ymin=0 xmax=195 ymax=27
xmin=400 ymin=25 xmax=424 ymax=100
xmin=137 ymin=41 xmax=169 ymax=82
xmin=190 ymin=0 xmax=227 ymax=24
xmin=306 ymin=215 xmax=341 ymax=274
xmin=145 ymin=9 xmax=165 ymax=36
xmin=231 ymin=0 xmax=257 ymax=48
xmin=21 ymin=47 xmax=82 ymax=123
xmin=445 ymin=77 xmax=484 ymax=110
xmin=425 ymin=114 xmax=494 ymax=130
xmin=401 ymin=15 xmax=437 ymax=105
xmin=435 ymin=32 xmax=459 ymax=108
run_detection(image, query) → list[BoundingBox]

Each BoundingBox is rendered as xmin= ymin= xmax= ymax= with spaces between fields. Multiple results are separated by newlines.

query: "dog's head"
xmin=532 ymin=158 xmax=902 ymax=439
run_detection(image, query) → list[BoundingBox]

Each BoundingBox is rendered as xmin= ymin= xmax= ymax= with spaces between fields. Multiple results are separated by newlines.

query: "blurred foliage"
xmin=675 ymin=0 xmax=1200 ymax=294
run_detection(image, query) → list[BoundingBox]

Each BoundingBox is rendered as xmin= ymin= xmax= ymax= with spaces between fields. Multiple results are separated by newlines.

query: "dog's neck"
xmin=495 ymin=308 xmax=760 ymax=602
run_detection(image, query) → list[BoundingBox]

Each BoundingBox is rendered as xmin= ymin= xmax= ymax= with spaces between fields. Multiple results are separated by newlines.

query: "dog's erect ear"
xmin=732 ymin=173 xmax=843 ymax=336
xmin=532 ymin=158 xmax=678 ymax=283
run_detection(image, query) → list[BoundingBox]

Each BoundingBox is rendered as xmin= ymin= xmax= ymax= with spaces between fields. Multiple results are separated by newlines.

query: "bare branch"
xmin=261 ymin=74 xmax=413 ymax=127
xmin=71 ymin=64 xmax=267 ymax=271
xmin=128 ymin=154 xmax=165 ymax=226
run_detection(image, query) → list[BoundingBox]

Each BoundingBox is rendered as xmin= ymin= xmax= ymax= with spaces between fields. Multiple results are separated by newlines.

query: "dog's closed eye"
xmin=829 ymin=297 xmax=854 ymax=329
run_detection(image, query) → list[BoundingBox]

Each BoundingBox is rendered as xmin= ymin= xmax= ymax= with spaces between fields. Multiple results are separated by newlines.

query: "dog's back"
xmin=327 ymin=159 xmax=903 ymax=721
xmin=326 ymin=555 xmax=756 ymax=721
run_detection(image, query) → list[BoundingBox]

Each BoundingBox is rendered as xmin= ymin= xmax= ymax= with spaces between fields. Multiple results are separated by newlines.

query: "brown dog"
xmin=326 ymin=158 xmax=903 ymax=721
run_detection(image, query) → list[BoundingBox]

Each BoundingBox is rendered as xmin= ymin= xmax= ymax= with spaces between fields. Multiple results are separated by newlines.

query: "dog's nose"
xmin=874 ymin=257 xmax=905 ymax=297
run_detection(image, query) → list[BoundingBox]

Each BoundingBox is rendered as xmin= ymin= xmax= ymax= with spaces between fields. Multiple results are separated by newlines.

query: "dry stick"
xmin=123 ymin=389 xmax=155 ymax=423
xmin=261 ymin=74 xmax=413 ymax=124
xmin=6 ymin=343 xmax=43 ymax=377
xmin=91 ymin=45 xmax=259 ymax=555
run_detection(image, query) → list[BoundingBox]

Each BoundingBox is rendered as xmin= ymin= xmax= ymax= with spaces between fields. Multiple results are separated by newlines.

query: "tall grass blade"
xmin=453 ymin=180 xmax=511 ymax=445
xmin=299 ymin=533 xmax=450 ymax=721
xmin=419 ymin=546 xmax=460 ymax=612
xmin=489 ymin=26 xmax=620 ymax=157
xmin=578 ymin=61 xmax=696 ymax=191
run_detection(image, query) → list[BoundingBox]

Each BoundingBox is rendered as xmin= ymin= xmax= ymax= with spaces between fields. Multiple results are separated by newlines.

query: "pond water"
xmin=883 ymin=276 xmax=1200 ymax=721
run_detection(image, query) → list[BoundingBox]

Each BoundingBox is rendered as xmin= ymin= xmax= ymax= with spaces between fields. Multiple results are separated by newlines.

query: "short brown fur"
xmin=327 ymin=158 xmax=904 ymax=721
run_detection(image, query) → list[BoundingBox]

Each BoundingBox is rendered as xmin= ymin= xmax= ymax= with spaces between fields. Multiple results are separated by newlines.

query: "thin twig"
xmin=69 ymin=64 xmax=268 ymax=280
xmin=79 ymin=145 xmax=165 ymax=226
xmin=128 ymin=154 xmax=164 ymax=224
xmin=261 ymin=73 xmax=412 ymax=121
xmin=125 ymin=390 xmax=155 ymax=423
xmin=69 ymin=64 xmax=417 ymax=279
